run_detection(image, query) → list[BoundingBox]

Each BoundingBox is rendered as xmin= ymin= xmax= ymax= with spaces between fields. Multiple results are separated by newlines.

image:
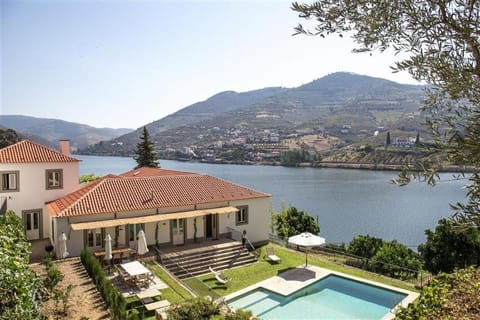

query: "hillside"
xmin=0 ymin=115 xmax=133 ymax=149
xmin=82 ymin=72 xmax=426 ymax=161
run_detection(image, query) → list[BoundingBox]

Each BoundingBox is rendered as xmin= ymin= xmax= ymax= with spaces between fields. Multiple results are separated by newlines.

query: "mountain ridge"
xmin=82 ymin=72 xmax=426 ymax=159
xmin=0 ymin=115 xmax=133 ymax=149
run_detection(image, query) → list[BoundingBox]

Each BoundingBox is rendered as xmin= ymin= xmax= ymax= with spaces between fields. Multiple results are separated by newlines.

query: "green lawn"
xmin=148 ymin=262 xmax=194 ymax=304
xmin=188 ymin=243 xmax=418 ymax=297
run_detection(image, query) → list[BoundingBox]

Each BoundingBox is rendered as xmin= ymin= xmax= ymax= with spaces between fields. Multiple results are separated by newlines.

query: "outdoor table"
xmin=120 ymin=261 xmax=151 ymax=277
xmin=120 ymin=261 xmax=153 ymax=287
xmin=94 ymin=246 xmax=132 ymax=264
xmin=136 ymin=288 xmax=161 ymax=304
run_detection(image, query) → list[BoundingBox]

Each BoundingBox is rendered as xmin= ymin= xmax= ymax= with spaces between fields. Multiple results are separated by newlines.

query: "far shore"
xmin=76 ymin=153 xmax=475 ymax=173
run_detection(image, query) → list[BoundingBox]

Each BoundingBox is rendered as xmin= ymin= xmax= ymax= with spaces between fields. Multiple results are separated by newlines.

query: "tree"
xmin=0 ymin=210 xmax=44 ymax=319
xmin=133 ymin=126 xmax=159 ymax=169
xmin=347 ymin=234 xmax=383 ymax=259
xmin=274 ymin=205 xmax=320 ymax=239
xmin=291 ymin=1 xmax=480 ymax=227
xmin=415 ymin=132 xmax=420 ymax=146
xmin=386 ymin=131 xmax=391 ymax=146
xmin=0 ymin=128 xmax=19 ymax=149
xmin=372 ymin=240 xmax=423 ymax=280
xmin=419 ymin=219 xmax=480 ymax=274
xmin=79 ymin=174 xmax=100 ymax=184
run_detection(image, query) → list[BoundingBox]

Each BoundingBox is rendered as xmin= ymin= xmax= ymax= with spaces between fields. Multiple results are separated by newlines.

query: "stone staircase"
xmin=160 ymin=241 xmax=257 ymax=279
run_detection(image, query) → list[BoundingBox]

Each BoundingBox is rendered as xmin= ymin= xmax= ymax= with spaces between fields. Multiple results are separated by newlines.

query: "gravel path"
xmin=31 ymin=258 xmax=110 ymax=320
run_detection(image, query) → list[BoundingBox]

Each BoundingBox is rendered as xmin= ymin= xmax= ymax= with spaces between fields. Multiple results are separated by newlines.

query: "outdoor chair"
xmin=209 ymin=266 xmax=229 ymax=285
xmin=265 ymin=247 xmax=281 ymax=263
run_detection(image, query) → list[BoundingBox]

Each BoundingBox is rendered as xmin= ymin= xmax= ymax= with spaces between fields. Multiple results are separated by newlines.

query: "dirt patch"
xmin=30 ymin=258 xmax=110 ymax=320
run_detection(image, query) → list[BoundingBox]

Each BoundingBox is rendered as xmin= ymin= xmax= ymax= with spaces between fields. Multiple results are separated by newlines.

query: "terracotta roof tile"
xmin=0 ymin=140 xmax=79 ymax=163
xmin=120 ymin=167 xmax=195 ymax=177
xmin=47 ymin=172 xmax=270 ymax=217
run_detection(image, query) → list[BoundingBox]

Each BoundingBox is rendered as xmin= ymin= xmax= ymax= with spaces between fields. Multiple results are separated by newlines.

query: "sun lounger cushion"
xmin=266 ymin=247 xmax=281 ymax=262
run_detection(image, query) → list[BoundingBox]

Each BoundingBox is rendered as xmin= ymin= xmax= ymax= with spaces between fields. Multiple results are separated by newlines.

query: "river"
xmin=77 ymin=155 xmax=467 ymax=249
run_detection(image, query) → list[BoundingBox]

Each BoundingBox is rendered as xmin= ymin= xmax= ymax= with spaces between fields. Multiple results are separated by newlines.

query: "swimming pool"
xmin=227 ymin=274 xmax=407 ymax=319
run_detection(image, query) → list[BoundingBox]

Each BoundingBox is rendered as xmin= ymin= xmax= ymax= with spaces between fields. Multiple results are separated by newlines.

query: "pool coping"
xmin=224 ymin=265 xmax=419 ymax=320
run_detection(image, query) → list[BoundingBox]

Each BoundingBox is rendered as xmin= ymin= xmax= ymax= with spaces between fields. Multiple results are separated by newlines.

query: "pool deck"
xmin=225 ymin=265 xmax=419 ymax=320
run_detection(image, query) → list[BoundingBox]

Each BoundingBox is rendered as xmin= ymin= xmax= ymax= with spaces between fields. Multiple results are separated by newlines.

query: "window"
xmin=1 ymin=171 xmax=19 ymax=192
xmin=46 ymin=169 xmax=63 ymax=189
xmin=86 ymin=229 xmax=102 ymax=248
xmin=236 ymin=206 xmax=248 ymax=225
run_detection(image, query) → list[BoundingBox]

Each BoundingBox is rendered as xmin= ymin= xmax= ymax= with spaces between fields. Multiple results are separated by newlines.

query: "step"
xmin=170 ymin=255 xmax=257 ymax=278
xmin=163 ymin=249 xmax=249 ymax=269
xmin=161 ymin=243 xmax=257 ymax=279
xmin=176 ymin=259 xmax=258 ymax=279
xmin=162 ymin=244 xmax=245 ymax=263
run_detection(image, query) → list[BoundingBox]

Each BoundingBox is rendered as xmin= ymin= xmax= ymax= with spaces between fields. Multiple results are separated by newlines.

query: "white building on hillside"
xmin=1 ymin=140 xmax=272 ymax=258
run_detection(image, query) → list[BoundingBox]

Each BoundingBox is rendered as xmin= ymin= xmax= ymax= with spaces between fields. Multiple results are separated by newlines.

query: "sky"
xmin=1 ymin=0 xmax=420 ymax=129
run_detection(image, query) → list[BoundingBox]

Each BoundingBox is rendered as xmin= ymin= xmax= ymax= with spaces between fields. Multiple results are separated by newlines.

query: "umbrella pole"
xmin=305 ymin=248 xmax=308 ymax=267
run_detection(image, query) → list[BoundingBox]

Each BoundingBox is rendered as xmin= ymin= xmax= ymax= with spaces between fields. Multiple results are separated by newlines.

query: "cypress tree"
xmin=386 ymin=131 xmax=391 ymax=146
xmin=134 ymin=126 xmax=159 ymax=169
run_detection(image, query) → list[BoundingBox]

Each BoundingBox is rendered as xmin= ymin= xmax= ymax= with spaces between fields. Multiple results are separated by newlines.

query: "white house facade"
xmin=0 ymin=140 xmax=79 ymax=243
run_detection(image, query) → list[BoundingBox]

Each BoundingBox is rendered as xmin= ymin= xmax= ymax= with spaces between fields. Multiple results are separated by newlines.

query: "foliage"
xmin=168 ymin=297 xmax=219 ymax=320
xmin=347 ymin=235 xmax=383 ymax=259
xmin=79 ymin=174 xmax=100 ymax=184
xmin=43 ymin=257 xmax=64 ymax=294
xmin=274 ymin=205 xmax=320 ymax=239
xmin=52 ymin=284 xmax=74 ymax=320
xmin=133 ymin=126 xmax=159 ymax=169
xmin=281 ymin=149 xmax=320 ymax=166
xmin=395 ymin=267 xmax=480 ymax=320
xmin=345 ymin=235 xmax=422 ymax=281
xmin=386 ymin=131 xmax=391 ymax=146
xmin=0 ymin=210 xmax=45 ymax=319
xmin=0 ymin=128 xmax=19 ymax=149
xmin=292 ymin=0 xmax=480 ymax=227
xmin=80 ymin=247 xmax=126 ymax=320
xmin=372 ymin=241 xmax=423 ymax=280
xmin=167 ymin=297 xmax=255 ymax=320
xmin=419 ymin=219 xmax=480 ymax=274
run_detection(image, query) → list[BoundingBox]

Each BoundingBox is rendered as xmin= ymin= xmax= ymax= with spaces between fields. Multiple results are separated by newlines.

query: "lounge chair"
xmin=209 ymin=266 xmax=229 ymax=284
xmin=265 ymin=247 xmax=281 ymax=263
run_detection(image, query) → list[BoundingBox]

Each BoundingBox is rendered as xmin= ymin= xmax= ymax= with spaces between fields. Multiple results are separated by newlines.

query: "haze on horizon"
xmin=2 ymin=0 xmax=420 ymax=130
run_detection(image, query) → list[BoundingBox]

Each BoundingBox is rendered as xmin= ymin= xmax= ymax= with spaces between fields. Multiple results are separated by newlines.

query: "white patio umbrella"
xmin=58 ymin=232 xmax=69 ymax=259
xmin=137 ymin=229 xmax=149 ymax=256
xmin=288 ymin=232 xmax=326 ymax=267
xmin=104 ymin=234 xmax=113 ymax=261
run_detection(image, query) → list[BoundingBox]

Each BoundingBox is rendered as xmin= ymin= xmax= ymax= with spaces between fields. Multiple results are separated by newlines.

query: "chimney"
xmin=59 ymin=140 xmax=71 ymax=156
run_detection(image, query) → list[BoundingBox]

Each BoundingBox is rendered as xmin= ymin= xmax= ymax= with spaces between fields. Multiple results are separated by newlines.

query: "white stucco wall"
xmin=0 ymin=161 xmax=79 ymax=241
xmin=221 ymin=197 xmax=272 ymax=244
xmin=53 ymin=196 xmax=272 ymax=257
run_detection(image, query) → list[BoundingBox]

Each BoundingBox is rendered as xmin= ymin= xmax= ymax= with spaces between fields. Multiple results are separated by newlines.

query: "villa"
xmin=0 ymin=140 xmax=272 ymax=258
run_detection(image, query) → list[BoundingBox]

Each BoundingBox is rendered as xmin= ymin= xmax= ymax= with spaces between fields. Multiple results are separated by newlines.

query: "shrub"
xmin=80 ymin=247 xmax=126 ymax=320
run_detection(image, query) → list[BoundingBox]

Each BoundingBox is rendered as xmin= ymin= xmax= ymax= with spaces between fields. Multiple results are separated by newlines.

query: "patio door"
xmin=86 ymin=228 xmax=103 ymax=249
xmin=205 ymin=214 xmax=217 ymax=240
xmin=24 ymin=210 xmax=41 ymax=240
xmin=172 ymin=219 xmax=184 ymax=245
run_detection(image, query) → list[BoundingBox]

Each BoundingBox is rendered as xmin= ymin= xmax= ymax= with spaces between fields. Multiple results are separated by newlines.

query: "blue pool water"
xmin=228 ymin=275 xmax=407 ymax=320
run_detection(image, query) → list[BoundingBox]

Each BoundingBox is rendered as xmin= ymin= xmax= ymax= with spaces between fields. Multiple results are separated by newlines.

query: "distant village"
xmin=108 ymin=123 xmax=421 ymax=165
